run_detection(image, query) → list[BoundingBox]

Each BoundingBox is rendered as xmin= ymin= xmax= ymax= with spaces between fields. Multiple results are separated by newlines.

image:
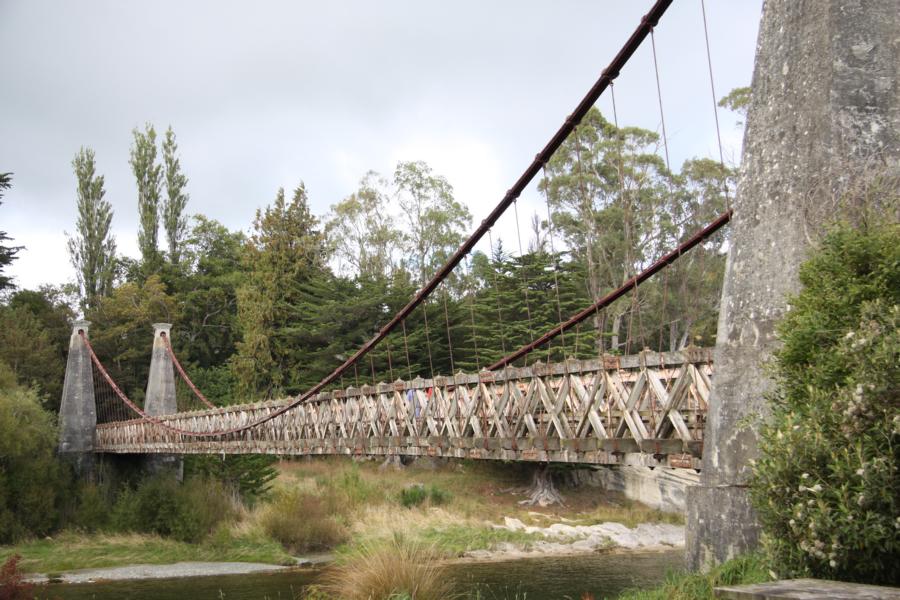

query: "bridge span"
xmin=81 ymin=324 xmax=712 ymax=469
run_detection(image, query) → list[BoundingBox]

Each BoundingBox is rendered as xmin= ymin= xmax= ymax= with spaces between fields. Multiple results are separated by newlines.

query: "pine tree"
xmin=0 ymin=173 xmax=22 ymax=291
xmin=231 ymin=184 xmax=328 ymax=398
xmin=162 ymin=126 xmax=189 ymax=264
xmin=67 ymin=148 xmax=116 ymax=309
xmin=129 ymin=123 xmax=162 ymax=270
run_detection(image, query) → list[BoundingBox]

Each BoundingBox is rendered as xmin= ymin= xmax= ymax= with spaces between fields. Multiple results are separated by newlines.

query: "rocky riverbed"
xmin=462 ymin=517 xmax=684 ymax=560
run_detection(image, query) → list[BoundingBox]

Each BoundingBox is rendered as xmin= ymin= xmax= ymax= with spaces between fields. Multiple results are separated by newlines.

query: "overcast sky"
xmin=1 ymin=0 xmax=763 ymax=291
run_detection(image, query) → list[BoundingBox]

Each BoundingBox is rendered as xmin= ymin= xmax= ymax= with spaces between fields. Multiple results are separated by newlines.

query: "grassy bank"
xmin=616 ymin=553 xmax=771 ymax=599
xmin=1 ymin=457 xmax=682 ymax=575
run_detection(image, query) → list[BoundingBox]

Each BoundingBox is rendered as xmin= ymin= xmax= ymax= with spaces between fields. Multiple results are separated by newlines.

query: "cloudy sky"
xmin=1 ymin=0 xmax=763 ymax=290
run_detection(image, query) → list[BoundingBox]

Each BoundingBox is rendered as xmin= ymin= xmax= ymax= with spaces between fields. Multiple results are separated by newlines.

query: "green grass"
xmin=0 ymin=529 xmax=294 ymax=574
xmin=418 ymin=524 xmax=544 ymax=556
xmin=615 ymin=553 xmax=772 ymax=599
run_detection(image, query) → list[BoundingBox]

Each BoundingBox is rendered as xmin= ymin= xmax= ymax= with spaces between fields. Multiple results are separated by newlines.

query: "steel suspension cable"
xmin=487 ymin=209 xmax=732 ymax=371
xmin=700 ymin=0 xmax=731 ymax=210
xmin=161 ymin=333 xmax=217 ymax=410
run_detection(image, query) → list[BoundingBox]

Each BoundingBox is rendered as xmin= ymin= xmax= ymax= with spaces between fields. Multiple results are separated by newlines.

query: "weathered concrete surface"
xmin=58 ymin=321 xmax=96 ymax=476
xmin=142 ymin=323 xmax=181 ymax=478
xmin=715 ymin=578 xmax=900 ymax=600
xmin=687 ymin=0 xmax=900 ymax=569
xmin=566 ymin=466 xmax=699 ymax=514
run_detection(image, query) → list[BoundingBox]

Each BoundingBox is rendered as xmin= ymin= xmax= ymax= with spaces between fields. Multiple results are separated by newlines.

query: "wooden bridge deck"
xmin=95 ymin=348 xmax=713 ymax=468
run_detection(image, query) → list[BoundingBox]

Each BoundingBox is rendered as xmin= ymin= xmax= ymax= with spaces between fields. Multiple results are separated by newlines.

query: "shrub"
xmin=185 ymin=454 xmax=277 ymax=506
xmin=399 ymin=485 xmax=428 ymax=508
xmin=0 ymin=555 xmax=33 ymax=600
xmin=323 ymin=537 xmax=454 ymax=600
xmin=258 ymin=488 xmax=347 ymax=553
xmin=427 ymin=485 xmax=451 ymax=506
xmin=70 ymin=482 xmax=114 ymax=532
xmin=108 ymin=475 xmax=235 ymax=542
xmin=0 ymin=377 xmax=65 ymax=543
xmin=750 ymin=224 xmax=899 ymax=584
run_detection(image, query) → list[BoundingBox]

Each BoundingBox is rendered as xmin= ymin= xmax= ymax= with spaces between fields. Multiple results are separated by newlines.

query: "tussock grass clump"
xmin=399 ymin=484 xmax=452 ymax=509
xmin=324 ymin=537 xmax=455 ymax=600
xmin=258 ymin=488 xmax=347 ymax=553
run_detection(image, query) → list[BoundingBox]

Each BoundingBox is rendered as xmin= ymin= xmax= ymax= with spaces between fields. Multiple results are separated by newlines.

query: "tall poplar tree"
xmin=67 ymin=148 xmax=116 ymax=308
xmin=162 ymin=126 xmax=189 ymax=264
xmin=129 ymin=123 xmax=162 ymax=270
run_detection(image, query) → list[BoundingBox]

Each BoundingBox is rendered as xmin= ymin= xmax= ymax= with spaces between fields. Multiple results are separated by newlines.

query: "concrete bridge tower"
xmin=144 ymin=323 xmax=182 ymax=478
xmin=58 ymin=320 xmax=96 ymax=477
xmin=686 ymin=0 xmax=900 ymax=569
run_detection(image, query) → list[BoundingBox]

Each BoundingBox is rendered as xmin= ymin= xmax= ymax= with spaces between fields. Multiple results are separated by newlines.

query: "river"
xmin=39 ymin=550 xmax=683 ymax=599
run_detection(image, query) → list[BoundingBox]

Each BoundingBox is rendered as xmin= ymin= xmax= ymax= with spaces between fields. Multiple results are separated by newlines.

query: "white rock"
xmin=503 ymin=517 xmax=526 ymax=531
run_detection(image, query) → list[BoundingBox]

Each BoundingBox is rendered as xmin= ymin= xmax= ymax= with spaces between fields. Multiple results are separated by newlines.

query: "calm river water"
xmin=40 ymin=550 xmax=683 ymax=600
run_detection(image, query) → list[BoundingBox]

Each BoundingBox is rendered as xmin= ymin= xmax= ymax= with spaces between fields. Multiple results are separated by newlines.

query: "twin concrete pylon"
xmin=58 ymin=322 xmax=179 ymax=477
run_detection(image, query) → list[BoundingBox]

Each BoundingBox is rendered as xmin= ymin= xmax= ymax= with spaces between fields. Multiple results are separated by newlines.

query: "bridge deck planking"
xmin=95 ymin=349 xmax=712 ymax=468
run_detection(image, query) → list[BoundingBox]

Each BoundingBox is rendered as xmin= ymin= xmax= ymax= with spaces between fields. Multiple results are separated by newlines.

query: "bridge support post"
xmin=58 ymin=320 xmax=96 ymax=478
xmin=143 ymin=323 xmax=182 ymax=479
xmin=686 ymin=0 xmax=900 ymax=570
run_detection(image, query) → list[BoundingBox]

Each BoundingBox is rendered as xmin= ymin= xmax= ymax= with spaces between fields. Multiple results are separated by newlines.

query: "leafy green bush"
xmin=108 ymin=476 xmax=235 ymax=543
xmin=0 ymin=375 xmax=66 ymax=543
xmin=751 ymin=224 xmax=899 ymax=584
xmin=70 ymin=482 xmax=114 ymax=532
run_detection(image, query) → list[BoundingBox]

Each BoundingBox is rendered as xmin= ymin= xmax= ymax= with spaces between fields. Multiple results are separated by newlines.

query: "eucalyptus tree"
xmin=393 ymin=161 xmax=471 ymax=288
xmin=326 ymin=171 xmax=401 ymax=283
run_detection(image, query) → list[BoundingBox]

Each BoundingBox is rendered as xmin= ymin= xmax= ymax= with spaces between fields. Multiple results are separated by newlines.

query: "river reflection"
xmin=41 ymin=549 xmax=683 ymax=600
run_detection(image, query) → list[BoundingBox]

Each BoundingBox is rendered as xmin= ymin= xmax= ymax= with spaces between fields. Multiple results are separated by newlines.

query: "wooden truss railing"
xmin=95 ymin=348 xmax=713 ymax=469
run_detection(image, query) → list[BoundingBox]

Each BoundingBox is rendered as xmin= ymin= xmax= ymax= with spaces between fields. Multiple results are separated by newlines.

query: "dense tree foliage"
xmin=751 ymin=223 xmax=899 ymax=585
xmin=0 ymin=173 xmax=22 ymax=293
xmin=67 ymin=149 xmax=116 ymax=309
xmin=130 ymin=123 xmax=163 ymax=273
xmin=162 ymin=126 xmax=190 ymax=265
xmin=0 ymin=367 xmax=66 ymax=542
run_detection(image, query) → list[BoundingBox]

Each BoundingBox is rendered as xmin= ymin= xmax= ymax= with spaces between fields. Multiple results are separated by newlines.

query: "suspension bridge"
xmin=59 ymin=0 xmax=732 ymax=472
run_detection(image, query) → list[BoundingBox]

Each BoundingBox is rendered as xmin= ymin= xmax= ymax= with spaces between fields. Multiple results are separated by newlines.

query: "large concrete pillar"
xmin=143 ymin=323 xmax=182 ymax=478
xmin=58 ymin=320 xmax=96 ymax=477
xmin=686 ymin=0 xmax=900 ymax=570
xmin=144 ymin=323 xmax=177 ymax=417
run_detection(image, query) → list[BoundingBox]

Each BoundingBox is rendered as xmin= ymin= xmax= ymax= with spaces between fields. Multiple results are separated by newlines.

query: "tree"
xmin=231 ymin=185 xmax=328 ymax=397
xmin=326 ymin=171 xmax=401 ymax=282
xmin=0 ymin=173 xmax=22 ymax=292
xmin=0 ymin=287 xmax=74 ymax=411
xmin=173 ymin=216 xmax=245 ymax=370
xmin=87 ymin=275 xmax=178 ymax=404
xmin=539 ymin=108 xmax=673 ymax=352
xmin=393 ymin=161 xmax=471 ymax=286
xmin=0 ymin=369 xmax=65 ymax=543
xmin=67 ymin=148 xmax=116 ymax=309
xmin=718 ymin=86 xmax=751 ymax=118
xmin=130 ymin=123 xmax=162 ymax=271
xmin=162 ymin=126 xmax=189 ymax=265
